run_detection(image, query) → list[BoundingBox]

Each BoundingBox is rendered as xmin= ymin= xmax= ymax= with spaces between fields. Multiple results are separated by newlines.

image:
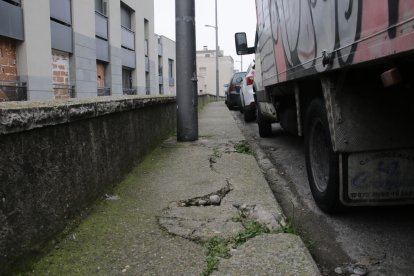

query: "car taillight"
xmin=229 ymin=84 xmax=236 ymax=91
xmin=246 ymin=76 xmax=254 ymax=86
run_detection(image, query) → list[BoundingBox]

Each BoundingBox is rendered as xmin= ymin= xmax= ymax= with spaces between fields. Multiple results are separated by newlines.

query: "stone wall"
xmin=0 ymin=96 xmax=176 ymax=273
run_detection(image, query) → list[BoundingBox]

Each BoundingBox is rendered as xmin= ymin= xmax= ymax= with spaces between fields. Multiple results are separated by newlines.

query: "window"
xmin=168 ymin=59 xmax=174 ymax=78
xmin=168 ymin=59 xmax=174 ymax=86
xmin=199 ymin=67 xmax=206 ymax=77
xmin=50 ymin=0 xmax=72 ymax=25
xmin=95 ymin=0 xmax=107 ymax=15
xmin=50 ymin=0 xmax=73 ymax=53
xmin=144 ymin=39 xmax=148 ymax=57
xmin=122 ymin=69 xmax=132 ymax=89
xmin=144 ymin=19 xmax=149 ymax=56
xmin=120 ymin=2 xmax=135 ymax=51
xmin=145 ymin=72 xmax=150 ymax=95
xmin=120 ymin=2 xmax=132 ymax=29
xmin=158 ymin=56 xmax=163 ymax=75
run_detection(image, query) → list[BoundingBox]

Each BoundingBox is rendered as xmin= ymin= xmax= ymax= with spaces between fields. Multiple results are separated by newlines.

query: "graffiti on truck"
xmin=258 ymin=0 xmax=414 ymax=82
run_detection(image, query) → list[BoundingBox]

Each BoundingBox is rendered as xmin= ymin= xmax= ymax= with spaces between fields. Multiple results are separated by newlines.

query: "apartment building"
xmin=155 ymin=35 xmax=176 ymax=96
xmin=0 ymin=0 xmax=159 ymax=101
xmin=196 ymin=46 xmax=234 ymax=97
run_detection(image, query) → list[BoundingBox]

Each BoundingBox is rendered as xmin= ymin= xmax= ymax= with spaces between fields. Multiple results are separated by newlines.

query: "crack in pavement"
xmin=177 ymin=180 xmax=233 ymax=207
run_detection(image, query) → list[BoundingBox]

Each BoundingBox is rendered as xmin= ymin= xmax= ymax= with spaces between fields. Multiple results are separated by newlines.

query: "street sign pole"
xmin=176 ymin=0 xmax=198 ymax=142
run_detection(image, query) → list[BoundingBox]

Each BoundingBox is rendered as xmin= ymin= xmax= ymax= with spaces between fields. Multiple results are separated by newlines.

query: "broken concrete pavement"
xmin=27 ymin=102 xmax=320 ymax=275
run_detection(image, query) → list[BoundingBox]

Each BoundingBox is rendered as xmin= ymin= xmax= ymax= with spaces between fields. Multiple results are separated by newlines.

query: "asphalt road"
xmin=232 ymin=109 xmax=414 ymax=276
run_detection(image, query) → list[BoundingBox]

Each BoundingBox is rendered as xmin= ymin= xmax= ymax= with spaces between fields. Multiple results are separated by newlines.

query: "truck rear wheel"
xmin=305 ymin=99 xmax=341 ymax=213
xmin=256 ymin=103 xmax=272 ymax=137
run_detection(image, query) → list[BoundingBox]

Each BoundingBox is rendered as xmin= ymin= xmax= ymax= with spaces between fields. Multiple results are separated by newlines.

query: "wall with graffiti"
xmin=256 ymin=0 xmax=414 ymax=85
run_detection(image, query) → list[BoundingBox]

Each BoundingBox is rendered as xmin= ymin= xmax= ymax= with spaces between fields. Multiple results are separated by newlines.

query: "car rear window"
xmin=232 ymin=72 xmax=246 ymax=84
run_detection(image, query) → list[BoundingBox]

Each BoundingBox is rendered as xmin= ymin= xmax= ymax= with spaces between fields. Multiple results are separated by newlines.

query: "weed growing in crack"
xmin=280 ymin=219 xmax=298 ymax=235
xmin=234 ymin=140 xmax=252 ymax=155
xmin=202 ymin=237 xmax=231 ymax=276
xmin=304 ymin=238 xmax=316 ymax=251
xmin=202 ymin=216 xmax=302 ymax=275
xmin=233 ymin=220 xmax=269 ymax=246
xmin=209 ymin=147 xmax=222 ymax=168
xmin=202 ymin=218 xmax=269 ymax=275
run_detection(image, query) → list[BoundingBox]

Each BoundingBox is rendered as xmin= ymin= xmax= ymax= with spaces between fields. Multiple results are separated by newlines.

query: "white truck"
xmin=235 ymin=0 xmax=414 ymax=212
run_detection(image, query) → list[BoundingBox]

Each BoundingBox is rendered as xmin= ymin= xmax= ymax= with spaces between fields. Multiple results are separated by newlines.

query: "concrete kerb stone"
xmin=212 ymin=234 xmax=321 ymax=276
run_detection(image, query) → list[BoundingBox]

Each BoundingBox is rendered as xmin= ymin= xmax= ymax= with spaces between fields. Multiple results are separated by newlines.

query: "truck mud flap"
xmin=339 ymin=150 xmax=414 ymax=206
xmin=258 ymin=102 xmax=278 ymax=122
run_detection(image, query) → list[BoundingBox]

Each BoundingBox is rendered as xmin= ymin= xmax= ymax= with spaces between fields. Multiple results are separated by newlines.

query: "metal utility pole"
xmin=214 ymin=0 xmax=219 ymax=101
xmin=176 ymin=0 xmax=198 ymax=141
xmin=241 ymin=55 xmax=243 ymax=71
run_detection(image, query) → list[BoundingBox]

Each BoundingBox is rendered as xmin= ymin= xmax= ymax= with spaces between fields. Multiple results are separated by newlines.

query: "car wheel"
xmin=304 ymin=99 xmax=342 ymax=213
xmin=239 ymin=97 xmax=244 ymax=113
xmin=256 ymin=103 xmax=272 ymax=137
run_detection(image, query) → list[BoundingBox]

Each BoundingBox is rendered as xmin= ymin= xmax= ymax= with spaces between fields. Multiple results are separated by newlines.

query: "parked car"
xmin=225 ymin=72 xmax=246 ymax=110
xmin=239 ymin=61 xmax=256 ymax=122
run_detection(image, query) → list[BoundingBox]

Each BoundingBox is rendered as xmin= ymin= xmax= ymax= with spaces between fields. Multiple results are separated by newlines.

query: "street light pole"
xmin=205 ymin=1 xmax=219 ymax=101
xmin=241 ymin=55 xmax=243 ymax=71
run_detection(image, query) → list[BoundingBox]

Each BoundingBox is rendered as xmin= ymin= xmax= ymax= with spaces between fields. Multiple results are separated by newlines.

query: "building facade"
xmin=0 ymin=0 xmax=161 ymax=101
xmin=196 ymin=46 xmax=234 ymax=97
xmin=155 ymin=35 xmax=176 ymax=96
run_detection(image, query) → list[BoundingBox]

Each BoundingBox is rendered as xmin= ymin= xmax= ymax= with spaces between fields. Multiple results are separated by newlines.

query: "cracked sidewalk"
xmin=28 ymin=102 xmax=320 ymax=275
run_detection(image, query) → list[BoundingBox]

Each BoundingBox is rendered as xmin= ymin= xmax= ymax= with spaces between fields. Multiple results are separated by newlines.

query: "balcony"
xmin=95 ymin=11 xmax=108 ymax=40
xmin=145 ymin=80 xmax=151 ymax=95
xmin=51 ymin=20 xmax=73 ymax=53
xmin=0 ymin=0 xmax=24 ymax=40
xmin=122 ymin=48 xmax=136 ymax=69
xmin=144 ymin=39 xmax=149 ymax=56
xmin=169 ymin=78 xmax=175 ymax=86
xmin=5 ymin=0 xmax=21 ymax=4
xmin=121 ymin=26 xmax=135 ymax=50
xmin=145 ymin=57 xmax=149 ymax=72
xmin=53 ymin=84 xmax=75 ymax=99
xmin=123 ymin=88 xmax=137 ymax=95
xmin=158 ymin=43 xmax=163 ymax=56
xmin=0 ymin=80 xmax=27 ymax=101
xmin=96 ymin=37 xmax=109 ymax=62
xmin=97 ymin=87 xmax=111 ymax=97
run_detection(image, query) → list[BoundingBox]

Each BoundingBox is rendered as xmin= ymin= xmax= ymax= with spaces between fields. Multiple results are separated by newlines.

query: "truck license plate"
xmin=344 ymin=150 xmax=414 ymax=205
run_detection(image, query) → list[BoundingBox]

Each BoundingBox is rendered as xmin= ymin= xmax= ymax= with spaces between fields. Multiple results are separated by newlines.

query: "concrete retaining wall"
xmin=198 ymin=93 xmax=222 ymax=109
xmin=0 ymin=94 xmax=218 ymax=272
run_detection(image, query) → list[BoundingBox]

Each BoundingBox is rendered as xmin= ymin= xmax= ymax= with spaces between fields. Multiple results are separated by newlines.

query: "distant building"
xmin=0 ymin=0 xmax=160 ymax=101
xmin=196 ymin=46 xmax=234 ymax=97
xmin=155 ymin=35 xmax=176 ymax=96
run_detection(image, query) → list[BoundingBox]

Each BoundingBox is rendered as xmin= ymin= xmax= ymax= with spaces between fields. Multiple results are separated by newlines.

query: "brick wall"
xmin=52 ymin=50 xmax=71 ymax=99
xmin=0 ymin=37 xmax=18 ymax=101
xmin=0 ymin=37 xmax=17 ymax=82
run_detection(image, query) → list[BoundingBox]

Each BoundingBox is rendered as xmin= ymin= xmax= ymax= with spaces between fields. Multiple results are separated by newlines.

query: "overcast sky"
xmin=154 ymin=0 xmax=257 ymax=72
